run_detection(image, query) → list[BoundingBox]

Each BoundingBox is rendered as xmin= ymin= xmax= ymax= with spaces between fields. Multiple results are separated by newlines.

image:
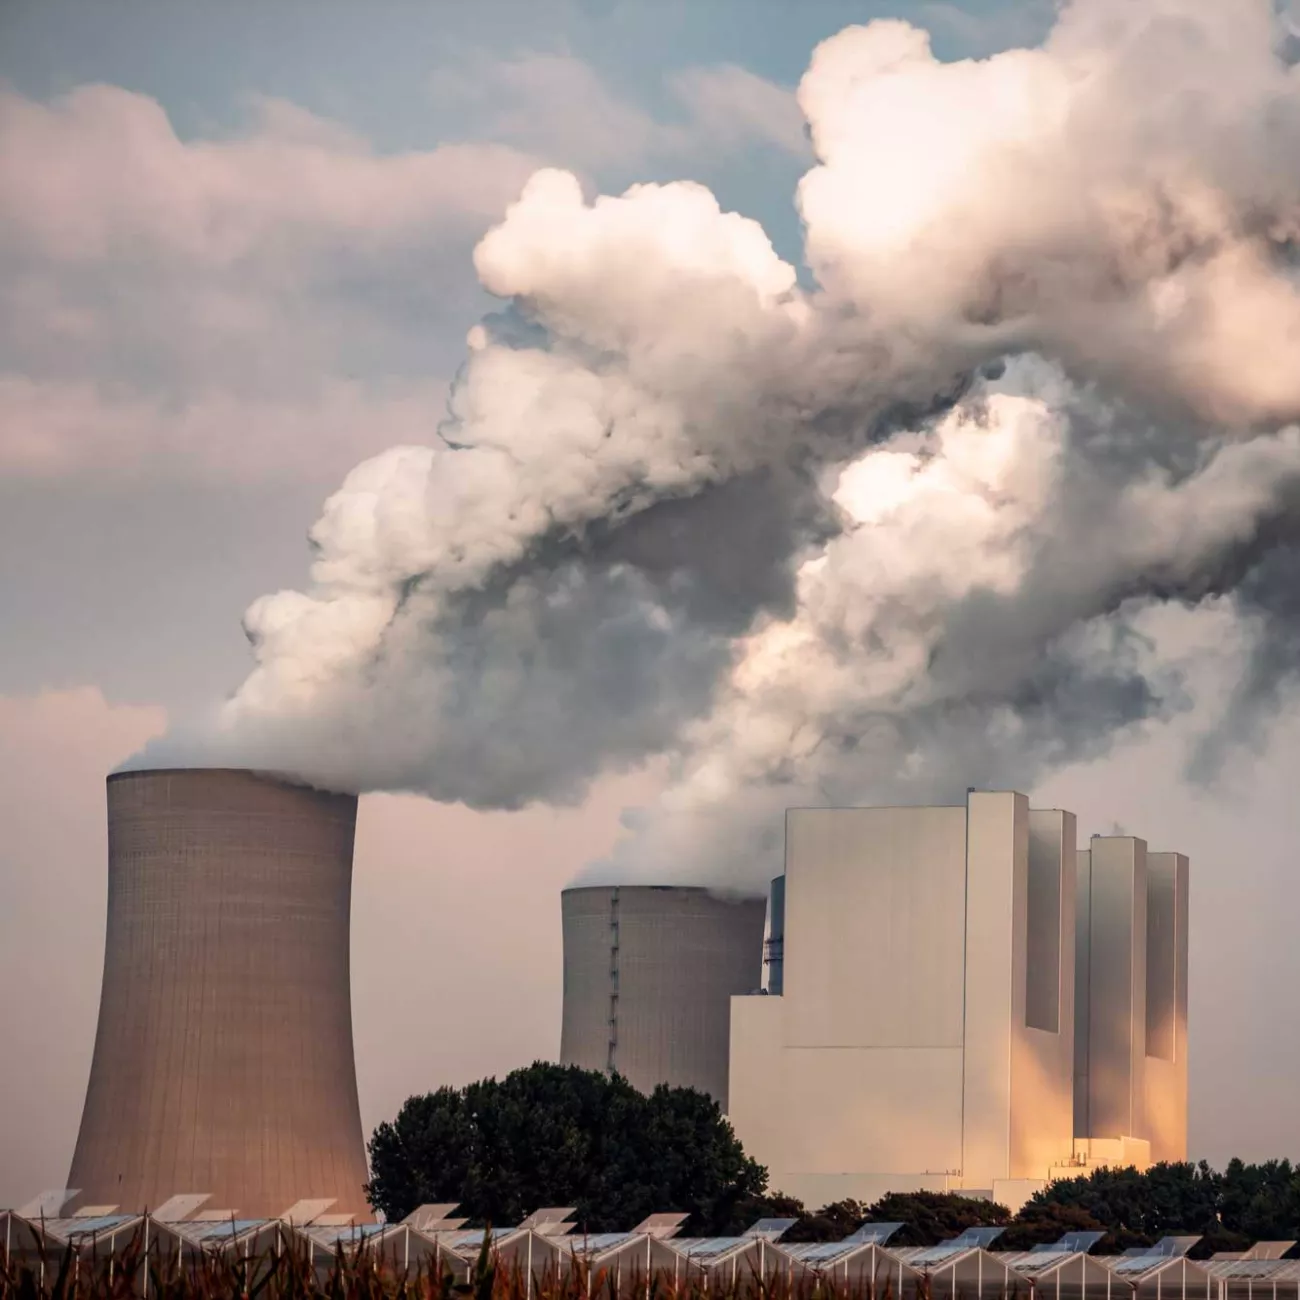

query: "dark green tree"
xmin=782 ymin=1200 xmax=870 ymax=1244
xmin=999 ymin=1200 xmax=1111 ymax=1251
xmin=1219 ymin=1159 xmax=1300 ymax=1242
xmin=1025 ymin=1162 xmax=1222 ymax=1248
xmin=864 ymin=1192 xmax=1011 ymax=1247
xmin=365 ymin=1063 xmax=768 ymax=1233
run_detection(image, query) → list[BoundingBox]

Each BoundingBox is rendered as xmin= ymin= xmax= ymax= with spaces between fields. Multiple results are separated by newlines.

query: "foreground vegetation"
xmin=369 ymin=1064 xmax=1300 ymax=1255
xmin=0 ymin=1234 xmax=923 ymax=1300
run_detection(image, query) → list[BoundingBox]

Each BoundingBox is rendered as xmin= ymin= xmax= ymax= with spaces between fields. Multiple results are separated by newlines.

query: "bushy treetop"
xmin=366 ymin=1063 xmax=767 ymax=1233
xmin=369 ymin=1067 xmax=1300 ymax=1256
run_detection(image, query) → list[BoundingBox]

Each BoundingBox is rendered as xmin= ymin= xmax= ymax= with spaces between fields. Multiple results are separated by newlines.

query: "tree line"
xmin=367 ymin=1063 xmax=1300 ymax=1255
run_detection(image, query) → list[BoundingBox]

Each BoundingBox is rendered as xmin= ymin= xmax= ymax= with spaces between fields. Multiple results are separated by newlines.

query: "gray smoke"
xmin=135 ymin=0 xmax=1300 ymax=888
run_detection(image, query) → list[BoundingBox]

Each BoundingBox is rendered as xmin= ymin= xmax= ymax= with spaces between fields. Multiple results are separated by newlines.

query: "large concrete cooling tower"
xmin=560 ymin=885 xmax=766 ymax=1108
xmin=68 ymin=768 xmax=370 ymax=1218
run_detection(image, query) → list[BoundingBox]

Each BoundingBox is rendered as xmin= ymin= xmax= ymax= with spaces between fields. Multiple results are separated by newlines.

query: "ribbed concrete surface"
xmin=560 ymin=885 xmax=766 ymax=1108
xmin=68 ymin=769 xmax=370 ymax=1218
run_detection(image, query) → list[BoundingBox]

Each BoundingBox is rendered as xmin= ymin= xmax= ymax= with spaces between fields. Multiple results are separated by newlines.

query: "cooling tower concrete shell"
xmin=560 ymin=885 xmax=766 ymax=1108
xmin=68 ymin=768 xmax=370 ymax=1219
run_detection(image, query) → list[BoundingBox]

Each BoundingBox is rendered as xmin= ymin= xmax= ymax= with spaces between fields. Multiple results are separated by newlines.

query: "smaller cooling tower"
xmin=560 ymin=885 xmax=766 ymax=1108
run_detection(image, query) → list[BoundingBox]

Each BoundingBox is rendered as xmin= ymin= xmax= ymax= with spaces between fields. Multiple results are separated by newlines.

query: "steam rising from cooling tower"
xmin=135 ymin=0 xmax=1300 ymax=888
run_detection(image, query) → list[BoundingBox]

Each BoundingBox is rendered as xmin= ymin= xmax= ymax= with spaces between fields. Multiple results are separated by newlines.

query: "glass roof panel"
xmin=952 ymin=1227 xmax=1006 ymax=1248
xmin=1209 ymin=1261 xmax=1289 ymax=1279
xmin=1057 ymin=1231 xmax=1105 ymax=1254
xmin=790 ymin=1242 xmax=861 ymax=1263
xmin=1112 ymin=1256 xmax=1166 ymax=1275
xmin=1012 ymin=1250 xmax=1071 ymax=1272
xmin=679 ymin=1237 xmax=745 ymax=1261
xmin=179 ymin=1220 xmax=268 ymax=1243
xmin=846 ymin=1223 xmax=903 ymax=1246
xmin=60 ymin=1215 xmax=137 ymax=1236
xmin=911 ymin=1244 xmax=971 ymax=1267
xmin=587 ymin=1234 xmax=632 ymax=1251
xmin=743 ymin=1218 xmax=798 ymax=1241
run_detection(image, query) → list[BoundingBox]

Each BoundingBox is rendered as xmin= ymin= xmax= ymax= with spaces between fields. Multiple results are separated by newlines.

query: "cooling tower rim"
xmin=107 ymin=767 xmax=357 ymax=797
xmin=562 ymin=883 xmax=764 ymax=900
xmin=564 ymin=883 xmax=717 ymax=894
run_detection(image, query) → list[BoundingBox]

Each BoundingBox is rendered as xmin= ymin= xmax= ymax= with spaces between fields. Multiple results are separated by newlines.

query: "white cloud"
xmin=429 ymin=51 xmax=809 ymax=172
xmin=668 ymin=64 xmax=809 ymax=157
xmin=0 ymin=86 xmax=540 ymax=479
xmin=0 ymin=86 xmax=534 ymax=263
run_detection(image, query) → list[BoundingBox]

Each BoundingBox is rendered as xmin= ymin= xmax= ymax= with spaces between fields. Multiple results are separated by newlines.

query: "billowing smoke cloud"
xmin=137 ymin=0 xmax=1300 ymax=888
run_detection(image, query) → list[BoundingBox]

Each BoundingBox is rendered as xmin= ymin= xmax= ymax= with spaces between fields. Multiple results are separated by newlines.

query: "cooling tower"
xmin=68 ymin=769 xmax=370 ymax=1218
xmin=560 ymin=885 xmax=766 ymax=1108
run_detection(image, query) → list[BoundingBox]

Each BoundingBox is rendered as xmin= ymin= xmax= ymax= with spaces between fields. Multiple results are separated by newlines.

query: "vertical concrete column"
xmin=1012 ymin=810 xmax=1076 ymax=1178
xmin=1074 ymin=836 xmax=1148 ymax=1141
xmin=1143 ymin=852 xmax=1189 ymax=1161
xmin=961 ymin=791 xmax=1029 ymax=1190
xmin=1074 ymin=848 xmax=1092 ymax=1138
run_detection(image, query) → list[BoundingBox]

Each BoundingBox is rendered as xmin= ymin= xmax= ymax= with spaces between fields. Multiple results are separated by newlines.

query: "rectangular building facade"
xmin=728 ymin=792 xmax=1188 ymax=1210
xmin=1074 ymin=841 xmax=1189 ymax=1163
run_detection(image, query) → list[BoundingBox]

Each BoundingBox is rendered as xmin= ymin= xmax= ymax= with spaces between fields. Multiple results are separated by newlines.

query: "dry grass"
xmin=0 ymin=1233 xmax=960 ymax=1300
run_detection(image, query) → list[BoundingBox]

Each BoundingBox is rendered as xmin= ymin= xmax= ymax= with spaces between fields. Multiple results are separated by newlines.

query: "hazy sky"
xmin=3 ymin=0 xmax=1299 ymax=1208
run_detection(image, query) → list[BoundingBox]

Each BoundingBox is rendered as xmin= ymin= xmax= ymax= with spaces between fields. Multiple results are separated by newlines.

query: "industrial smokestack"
xmin=559 ymin=885 xmax=766 ymax=1109
xmin=68 ymin=769 xmax=370 ymax=1218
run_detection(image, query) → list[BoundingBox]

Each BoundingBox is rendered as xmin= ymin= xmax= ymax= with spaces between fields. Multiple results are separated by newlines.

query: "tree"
xmin=365 ymin=1063 xmax=768 ymax=1232
xmin=999 ymin=1201 xmax=1110 ymax=1251
xmin=783 ymin=1200 xmax=870 ymax=1244
xmin=865 ymin=1192 xmax=1011 ymax=1247
xmin=1219 ymin=1159 xmax=1300 ymax=1242
xmin=1026 ymin=1162 xmax=1222 ymax=1248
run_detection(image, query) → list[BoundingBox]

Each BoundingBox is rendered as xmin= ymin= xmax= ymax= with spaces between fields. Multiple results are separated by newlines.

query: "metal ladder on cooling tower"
xmin=606 ymin=887 xmax=620 ymax=1076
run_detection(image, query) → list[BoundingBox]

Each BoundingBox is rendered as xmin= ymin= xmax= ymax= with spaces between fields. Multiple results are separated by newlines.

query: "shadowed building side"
xmin=560 ymin=885 xmax=766 ymax=1108
xmin=68 ymin=768 xmax=370 ymax=1219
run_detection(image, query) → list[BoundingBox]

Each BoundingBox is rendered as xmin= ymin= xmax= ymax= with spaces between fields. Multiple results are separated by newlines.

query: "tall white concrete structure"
xmin=1074 ymin=839 xmax=1189 ymax=1166
xmin=728 ymin=792 xmax=1189 ymax=1211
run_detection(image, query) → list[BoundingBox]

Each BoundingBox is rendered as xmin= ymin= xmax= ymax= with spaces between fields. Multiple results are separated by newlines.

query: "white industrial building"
xmin=728 ymin=790 xmax=1189 ymax=1211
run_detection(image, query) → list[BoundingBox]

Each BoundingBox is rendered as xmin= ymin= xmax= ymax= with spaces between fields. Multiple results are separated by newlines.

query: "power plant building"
xmin=1075 ymin=840 xmax=1189 ymax=1166
xmin=38 ymin=771 xmax=1187 ymax=1223
xmin=728 ymin=791 xmax=1189 ymax=1210
xmin=560 ymin=885 xmax=766 ymax=1107
xmin=67 ymin=769 xmax=371 ymax=1219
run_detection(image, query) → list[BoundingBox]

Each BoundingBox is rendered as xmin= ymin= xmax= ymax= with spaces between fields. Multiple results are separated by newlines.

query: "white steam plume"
xmin=136 ymin=0 xmax=1300 ymax=888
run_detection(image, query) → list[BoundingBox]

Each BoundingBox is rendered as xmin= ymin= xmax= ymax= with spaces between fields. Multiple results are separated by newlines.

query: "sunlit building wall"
xmin=728 ymin=791 xmax=1078 ymax=1210
xmin=1143 ymin=851 xmax=1189 ymax=1162
xmin=1073 ymin=839 xmax=1189 ymax=1164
